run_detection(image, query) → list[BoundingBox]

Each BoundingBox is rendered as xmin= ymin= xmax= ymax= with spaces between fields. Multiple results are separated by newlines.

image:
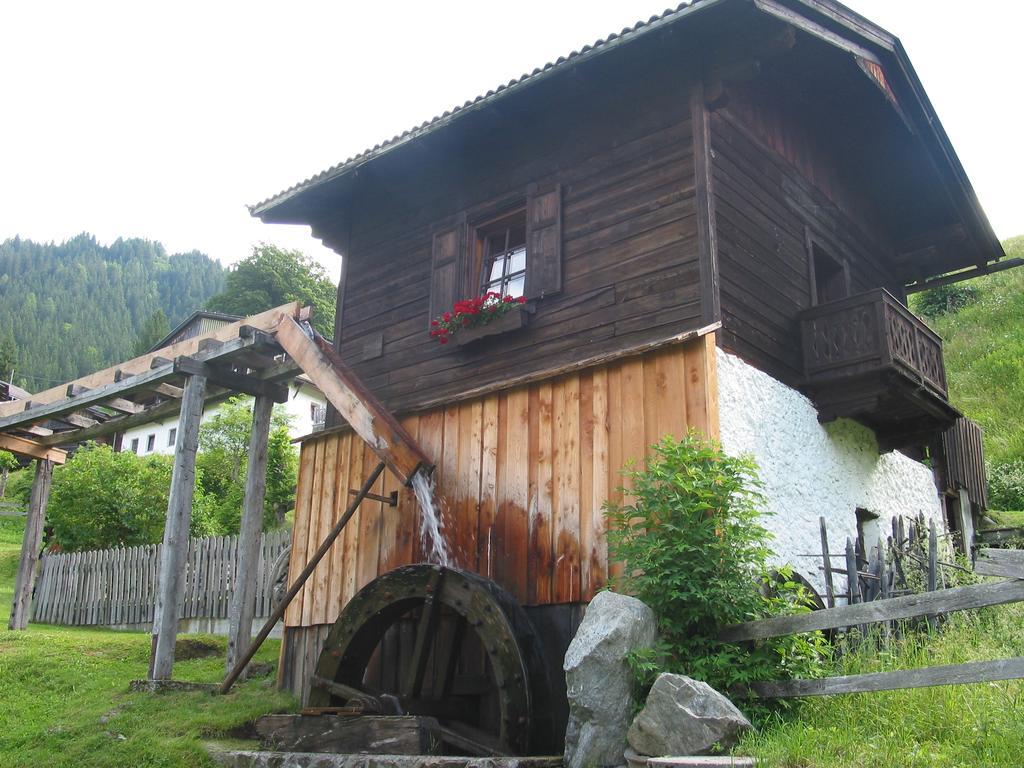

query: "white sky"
xmin=1 ymin=1 xmax=1021 ymax=283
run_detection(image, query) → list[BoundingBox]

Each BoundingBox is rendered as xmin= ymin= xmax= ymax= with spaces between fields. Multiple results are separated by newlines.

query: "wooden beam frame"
xmin=174 ymin=357 xmax=289 ymax=403
xmin=0 ymin=332 xmax=271 ymax=435
xmin=0 ymin=302 xmax=302 ymax=419
xmin=0 ymin=434 xmax=67 ymax=464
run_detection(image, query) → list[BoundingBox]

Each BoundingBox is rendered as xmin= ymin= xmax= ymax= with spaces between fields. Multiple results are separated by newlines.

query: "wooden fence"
xmin=31 ymin=529 xmax=291 ymax=627
xmin=721 ymin=536 xmax=1024 ymax=699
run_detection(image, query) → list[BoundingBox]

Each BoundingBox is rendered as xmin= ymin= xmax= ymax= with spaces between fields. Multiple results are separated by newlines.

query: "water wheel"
xmin=309 ymin=564 xmax=554 ymax=756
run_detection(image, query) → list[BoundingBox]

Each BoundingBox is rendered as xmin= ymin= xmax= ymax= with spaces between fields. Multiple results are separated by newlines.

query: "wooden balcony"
xmin=799 ymin=288 xmax=959 ymax=449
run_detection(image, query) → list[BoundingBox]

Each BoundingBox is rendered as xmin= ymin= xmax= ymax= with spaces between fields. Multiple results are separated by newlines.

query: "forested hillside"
xmin=0 ymin=234 xmax=225 ymax=390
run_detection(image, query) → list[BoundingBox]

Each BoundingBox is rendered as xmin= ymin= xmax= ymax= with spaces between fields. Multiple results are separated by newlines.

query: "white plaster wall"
xmin=715 ymin=349 xmax=945 ymax=598
xmin=119 ymin=382 xmax=326 ymax=456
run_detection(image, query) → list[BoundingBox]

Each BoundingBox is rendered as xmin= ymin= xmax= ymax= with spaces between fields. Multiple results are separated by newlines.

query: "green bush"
xmin=196 ymin=396 xmax=297 ymax=532
xmin=47 ymin=443 xmax=214 ymax=551
xmin=989 ymin=459 xmax=1024 ymax=512
xmin=605 ymin=433 xmax=825 ymax=698
xmin=913 ymin=283 xmax=977 ymax=316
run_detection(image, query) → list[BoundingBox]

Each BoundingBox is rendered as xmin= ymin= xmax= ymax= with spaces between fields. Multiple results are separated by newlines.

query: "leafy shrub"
xmin=989 ymin=459 xmax=1024 ymax=512
xmin=196 ymin=396 xmax=297 ymax=532
xmin=914 ymin=283 xmax=977 ymax=316
xmin=47 ymin=443 xmax=213 ymax=551
xmin=604 ymin=433 xmax=825 ymax=698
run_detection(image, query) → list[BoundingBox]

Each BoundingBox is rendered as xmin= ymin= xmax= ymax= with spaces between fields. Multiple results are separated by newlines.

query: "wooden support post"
xmin=957 ymin=489 xmax=975 ymax=560
xmin=927 ymin=519 xmax=938 ymax=630
xmin=149 ymin=373 xmax=207 ymax=680
xmin=226 ymin=395 xmax=274 ymax=676
xmin=819 ymin=517 xmax=835 ymax=608
xmin=8 ymin=459 xmax=54 ymax=630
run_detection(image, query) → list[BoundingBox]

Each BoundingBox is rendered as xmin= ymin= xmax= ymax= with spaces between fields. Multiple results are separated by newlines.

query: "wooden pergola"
xmin=0 ymin=303 xmax=307 ymax=678
xmin=1 ymin=301 xmax=432 ymax=687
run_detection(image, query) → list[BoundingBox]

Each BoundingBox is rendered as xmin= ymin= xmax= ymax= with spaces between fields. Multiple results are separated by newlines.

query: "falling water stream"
xmin=410 ymin=471 xmax=452 ymax=567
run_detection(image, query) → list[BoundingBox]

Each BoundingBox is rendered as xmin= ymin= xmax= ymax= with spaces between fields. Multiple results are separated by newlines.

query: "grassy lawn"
xmin=0 ymin=518 xmax=297 ymax=768
xmin=739 ymin=605 xmax=1024 ymax=767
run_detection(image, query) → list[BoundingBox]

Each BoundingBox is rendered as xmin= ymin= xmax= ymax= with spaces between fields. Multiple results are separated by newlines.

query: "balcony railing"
xmin=800 ymin=288 xmax=947 ymax=397
xmin=799 ymin=288 xmax=955 ymax=447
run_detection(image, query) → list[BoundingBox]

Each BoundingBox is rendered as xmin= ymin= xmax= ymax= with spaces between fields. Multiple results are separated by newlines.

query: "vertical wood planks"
xmin=553 ymin=377 xmax=581 ymax=603
xmin=478 ymin=396 xmax=499 ymax=580
xmin=283 ymin=334 xmax=716 ymax=626
xmin=501 ymin=389 xmax=530 ymax=603
xmin=285 ymin=442 xmax=317 ymax=626
xmin=327 ymin=434 xmax=352 ymax=619
xmin=530 ymin=383 xmax=554 ymax=605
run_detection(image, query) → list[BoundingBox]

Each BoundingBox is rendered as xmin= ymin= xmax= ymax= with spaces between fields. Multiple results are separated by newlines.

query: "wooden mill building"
xmin=251 ymin=0 xmax=1009 ymax=719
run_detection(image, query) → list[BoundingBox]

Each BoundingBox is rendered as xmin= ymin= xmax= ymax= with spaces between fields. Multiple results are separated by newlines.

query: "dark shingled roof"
xmin=249 ymin=2 xmax=700 ymax=215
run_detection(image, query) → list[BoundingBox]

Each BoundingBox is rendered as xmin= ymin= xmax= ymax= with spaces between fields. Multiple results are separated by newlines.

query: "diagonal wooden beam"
xmin=274 ymin=317 xmax=432 ymax=485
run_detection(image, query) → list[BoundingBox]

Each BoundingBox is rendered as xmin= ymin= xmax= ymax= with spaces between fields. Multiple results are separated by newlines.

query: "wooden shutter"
xmin=525 ymin=183 xmax=562 ymax=299
xmin=428 ymin=215 xmax=466 ymax=327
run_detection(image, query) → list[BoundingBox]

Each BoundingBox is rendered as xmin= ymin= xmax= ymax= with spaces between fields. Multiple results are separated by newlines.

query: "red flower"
xmin=442 ymin=311 xmax=451 ymax=322
xmin=517 ymin=296 xmax=527 ymax=304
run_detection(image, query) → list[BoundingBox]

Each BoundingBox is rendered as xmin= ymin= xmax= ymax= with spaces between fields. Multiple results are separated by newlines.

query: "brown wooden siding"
xmin=710 ymin=92 xmax=904 ymax=387
xmin=283 ymin=333 xmax=718 ymax=630
xmin=319 ymin=68 xmax=703 ymax=414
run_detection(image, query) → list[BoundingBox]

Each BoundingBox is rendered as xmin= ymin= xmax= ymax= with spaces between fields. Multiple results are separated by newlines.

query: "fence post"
xmin=150 ymin=373 xmax=207 ymax=680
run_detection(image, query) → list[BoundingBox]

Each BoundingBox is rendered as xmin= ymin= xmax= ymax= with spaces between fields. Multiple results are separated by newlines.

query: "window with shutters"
xmin=428 ymin=183 xmax=562 ymax=330
xmin=475 ymin=209 xmax=527 ymax=299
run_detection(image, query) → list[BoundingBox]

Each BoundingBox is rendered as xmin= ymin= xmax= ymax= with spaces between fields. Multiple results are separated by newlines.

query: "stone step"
xmin=205 ymin=746 xmax=564 ymax=768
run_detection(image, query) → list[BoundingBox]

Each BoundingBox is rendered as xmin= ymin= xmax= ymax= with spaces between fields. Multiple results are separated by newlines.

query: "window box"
xmin=455 ymin=302 xmax=534 ymax=348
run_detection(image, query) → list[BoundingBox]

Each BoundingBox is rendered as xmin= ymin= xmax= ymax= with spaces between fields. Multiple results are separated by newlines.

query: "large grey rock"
xmin=563 ymin=591 xmax=659 ymax=768
xmin=627 ymin=674 xmax=751 ymax=757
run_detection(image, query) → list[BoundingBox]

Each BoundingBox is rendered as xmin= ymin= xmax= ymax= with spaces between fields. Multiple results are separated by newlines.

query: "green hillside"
xmin=0 ymin=234 xmax=225 ymax=390
xmin=915 ymin=236 xmax=1024 ymax=466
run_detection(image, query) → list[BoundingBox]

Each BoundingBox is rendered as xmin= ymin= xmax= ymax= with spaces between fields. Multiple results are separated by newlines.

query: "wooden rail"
xmin=742 ymin=657 xmax=1024 ymax=699
xmin=724 ymin=546 xmax=1024 ymax=700
xmin=31 ymin=530 xmax=290 ymax=627
xmin=719 ymin=578 xmax=1024 ymax=642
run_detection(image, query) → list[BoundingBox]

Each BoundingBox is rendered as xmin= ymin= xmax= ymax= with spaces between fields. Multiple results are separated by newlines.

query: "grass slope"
xmin=0 ymin=518 xmax=296 ymax=768
xmin=740 ymin=607 xmax=1024 ymax=766
xmin=919 ymin=235 xmax=1024 ymax=464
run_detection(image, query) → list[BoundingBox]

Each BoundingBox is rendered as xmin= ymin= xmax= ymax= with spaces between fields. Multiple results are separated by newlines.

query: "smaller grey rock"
xmin=628 ymin=674 xmax=751 ymax=757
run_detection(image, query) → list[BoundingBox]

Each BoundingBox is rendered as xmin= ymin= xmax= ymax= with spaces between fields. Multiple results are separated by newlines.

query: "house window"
xmin=167 ymin=428 xmax=177 ymax=447
xmin=146 ymin=434 xmax=156 ymax=453
xmin=477 ymin=209 xmax=527 ymax=298
xmin=809 ymin=239 xmax=850 ymax=305
xmin=130 ymin=438 xmax=139 ymax=454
